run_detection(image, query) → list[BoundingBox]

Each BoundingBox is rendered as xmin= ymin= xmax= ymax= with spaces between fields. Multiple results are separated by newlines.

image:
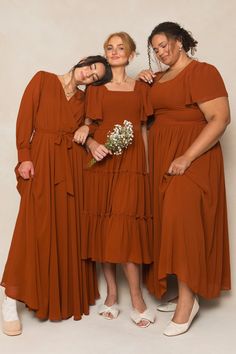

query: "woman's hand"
xmin=73 ymin=125 xmax=89 ymax=145
xmin=136 ymin=70 xmax=156 ymax=84
xmin=18 ymin=161 xmax=34 ymax=179
xmin=168 ymin=155 xmax=192 ymax=175
xmin=88 ymin=140 xmax=111 ymax=161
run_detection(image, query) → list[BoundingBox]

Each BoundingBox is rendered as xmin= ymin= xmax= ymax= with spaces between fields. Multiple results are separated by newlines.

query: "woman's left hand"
xmin=168 ymin=155 xmax=192 ymax=175
xmin=73 ymin=125 xmax=89 ymax=145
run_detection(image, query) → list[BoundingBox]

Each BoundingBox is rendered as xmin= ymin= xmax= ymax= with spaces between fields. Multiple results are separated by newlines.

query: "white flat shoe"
xmin=98 ymin=303 xmax=119 ymax=320
xmin=157 ymin=300 xmax=177 ymax=312
xmin=130 ymin=308 xmax=156 ymax=328
xmin=2 ymin=296 xmax=22 ymax=336
xmin=163 ymin=297 xmax=199 ymax=336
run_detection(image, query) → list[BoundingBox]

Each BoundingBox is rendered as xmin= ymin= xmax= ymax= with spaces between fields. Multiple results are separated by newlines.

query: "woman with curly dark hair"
xmin=139 ymin=22 xmax=231 ymax=336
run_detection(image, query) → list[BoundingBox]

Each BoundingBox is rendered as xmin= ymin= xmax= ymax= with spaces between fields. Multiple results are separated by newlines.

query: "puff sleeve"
xmin=138 ymin=82 xmax=154 ymax=122
xmin=185 ymin=62 xmax=228 ymax=105
xmin=16 ymin=71 xmax=43 ymax=162
xmin=85 ymin=85 xmax=105 ymax=136
xmin=85 ymin=85 xmax=104 ymax=120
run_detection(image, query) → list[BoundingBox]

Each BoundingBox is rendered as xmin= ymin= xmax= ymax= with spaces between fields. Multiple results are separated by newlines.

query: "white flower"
xmin=106 ymin=120 xmax=134 ymax=156
xmin=88 ymin=120 xmax=134 ymax=166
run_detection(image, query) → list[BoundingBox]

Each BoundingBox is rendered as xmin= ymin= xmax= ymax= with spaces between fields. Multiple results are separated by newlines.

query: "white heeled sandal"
xmin=163 ymin=297 xmax=199 ymax=336
xmin=130 ymin=308 xmax=155 ymax=328
xmin=2 ymin=296 xmax=22 ymax=336
xmin=98 ymin=303 xmax=120 ymax=320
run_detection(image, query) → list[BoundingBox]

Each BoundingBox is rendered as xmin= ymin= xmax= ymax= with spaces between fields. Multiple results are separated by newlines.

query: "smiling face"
xmin=151 ymin=33 xmax=182 ymax=67
xmin=104 ymin=35 xmax=133 ymax=67
xmin=74 ymin=62 xmax=106 ymax=85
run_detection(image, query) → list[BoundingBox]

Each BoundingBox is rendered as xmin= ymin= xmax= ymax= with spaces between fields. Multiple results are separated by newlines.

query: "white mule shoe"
xmin=2 ymin=297 xmax=22 ymax=336
xmin=163 ymin=297 xmax=199 ymax=336
xmin=157 ymin=300 xmax=177 ymax=312
xmin=98 ymin=303 xmax=120 ymax=320
xmin=130 ymin=308 xmax=156 ymax=328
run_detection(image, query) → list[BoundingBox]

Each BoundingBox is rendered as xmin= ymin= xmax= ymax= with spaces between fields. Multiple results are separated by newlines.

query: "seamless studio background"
xmin=0 ymin=1 xmax=235 ymax=354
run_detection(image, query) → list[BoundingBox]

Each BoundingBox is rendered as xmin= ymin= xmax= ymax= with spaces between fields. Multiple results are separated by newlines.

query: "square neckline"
xmin=104 ymin=80 xmax=137 ymax=92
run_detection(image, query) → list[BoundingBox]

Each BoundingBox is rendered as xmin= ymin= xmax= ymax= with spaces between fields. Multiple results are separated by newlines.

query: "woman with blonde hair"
xmin=75 ymin=32 xmax=155 ymax=327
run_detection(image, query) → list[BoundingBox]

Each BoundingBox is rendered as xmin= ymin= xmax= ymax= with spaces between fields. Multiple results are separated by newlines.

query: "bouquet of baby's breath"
xmin=89 ymin=120 xmax=134 ymax=167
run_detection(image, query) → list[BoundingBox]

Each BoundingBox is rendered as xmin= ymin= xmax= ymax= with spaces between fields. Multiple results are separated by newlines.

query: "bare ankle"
xmin=104 ymin=293 xmax=117 ymax=306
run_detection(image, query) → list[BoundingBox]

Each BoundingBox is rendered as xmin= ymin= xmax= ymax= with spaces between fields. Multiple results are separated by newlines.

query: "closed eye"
xmin=153 ymin=42 xmax=168 ymax=54
xmin=93 ymin=74 xmax=99 ymax=82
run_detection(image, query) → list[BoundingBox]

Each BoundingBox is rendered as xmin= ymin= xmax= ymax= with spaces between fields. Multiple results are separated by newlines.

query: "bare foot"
xmin=132 ymin=294 xmax=150 ymax=327
xmin=102 ymin=294 xmax=118 ymax=319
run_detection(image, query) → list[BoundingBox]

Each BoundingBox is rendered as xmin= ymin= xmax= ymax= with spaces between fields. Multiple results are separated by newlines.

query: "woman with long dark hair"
xmin=1 ymin=55 xmax=112 ymax=335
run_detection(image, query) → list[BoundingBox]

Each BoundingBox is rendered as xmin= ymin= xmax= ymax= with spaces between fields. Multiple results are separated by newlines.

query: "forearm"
xmin=85 ymin=136 xmax=96 ymax=151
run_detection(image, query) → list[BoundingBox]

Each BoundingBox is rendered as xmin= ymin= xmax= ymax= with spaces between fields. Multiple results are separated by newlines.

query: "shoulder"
xmin=86 ymin=84 xmax=104 ymax=92
xmin=32 ymin=71 xmax=62 ymax=83
xmin=135 ymin=80 xmax=151 ymax=93
xmin=85 ymin=84 xmax=105 ymax=97
xmin=27 ymin=70 xmax=50 ymax=86
xmin=23 ymin=71 xmax=46 ymax=92
xmin=189 ymin=60 xmax=222 ymax=77
xmin=31 ymin=70 xmax=47 ymax=80
xmin=185 ymin=60 xmax=227 ymax=103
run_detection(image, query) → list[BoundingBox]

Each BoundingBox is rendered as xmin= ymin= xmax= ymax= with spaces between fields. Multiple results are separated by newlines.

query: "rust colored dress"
xmin=144 ymin=60 xmax=231 ymax=299
xmin=1 ymin=71 xmax=98 ymax=320
xmin=81 ymin=82 xmax=153 ymax=263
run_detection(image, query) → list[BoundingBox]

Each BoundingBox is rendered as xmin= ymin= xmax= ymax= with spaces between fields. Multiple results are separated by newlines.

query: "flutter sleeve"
xmin=16 ymin=71 xmax=43 ymax=162
xmin=138 ymin=82 xmax=154 ymax=122
xmin=85 ymin=85 xmax=104 ymax=136
xmin=85 ymin=85 xmax=104 ymax=120
xmin=185 ymin=62 xmax=228 ymax=105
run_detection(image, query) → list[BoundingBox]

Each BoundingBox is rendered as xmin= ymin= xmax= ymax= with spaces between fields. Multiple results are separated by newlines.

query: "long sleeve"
xmin=16 ymin=71 xmax=43 ymax=162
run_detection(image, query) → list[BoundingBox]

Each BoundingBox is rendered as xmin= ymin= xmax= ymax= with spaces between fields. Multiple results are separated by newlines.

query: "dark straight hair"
xmin=73 ymin=55 xmax=112 ymax=85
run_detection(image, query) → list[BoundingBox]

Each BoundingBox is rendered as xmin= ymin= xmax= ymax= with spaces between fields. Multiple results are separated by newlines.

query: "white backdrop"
xmin=0 ymin=0 xmax=235 ymax=302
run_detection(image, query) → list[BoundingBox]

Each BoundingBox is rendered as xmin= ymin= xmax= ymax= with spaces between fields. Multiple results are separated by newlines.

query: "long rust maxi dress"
xmin=144 ymin=60 xmax=231 ymax=299
xmin=81 ymin=82 xmax=153 ymax=264
xmin=1 ymin=71 xmax=98 ymax=320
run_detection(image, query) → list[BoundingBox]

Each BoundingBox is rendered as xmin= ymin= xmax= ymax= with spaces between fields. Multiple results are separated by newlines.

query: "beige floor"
xmin=0 ymin=269 xmax=235 ymax=354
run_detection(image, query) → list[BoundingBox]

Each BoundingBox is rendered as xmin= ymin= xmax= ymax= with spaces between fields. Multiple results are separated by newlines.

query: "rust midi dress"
xmin=81 ymin=82 xmax=153 ymax=264
xmin=144 ymin=60 xmax=231 ymax=299
xmin=1 ymin=71 xmax=98 ymax=320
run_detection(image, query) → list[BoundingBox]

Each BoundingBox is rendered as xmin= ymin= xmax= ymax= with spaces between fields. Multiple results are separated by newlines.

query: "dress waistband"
xmin=35 ymin=128 xmax=74 ymax=195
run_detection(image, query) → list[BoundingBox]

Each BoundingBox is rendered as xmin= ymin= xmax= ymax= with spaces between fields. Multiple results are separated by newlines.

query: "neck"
xmin=111 ymin=67 xmax=127 ymax=83
xmin=60 ymin=71 xmax=78 ymax=96
xmin=169 ymin=53 xmax=191 ymax=71
xmin=63 ymin=71 xmax=78 ymax=90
